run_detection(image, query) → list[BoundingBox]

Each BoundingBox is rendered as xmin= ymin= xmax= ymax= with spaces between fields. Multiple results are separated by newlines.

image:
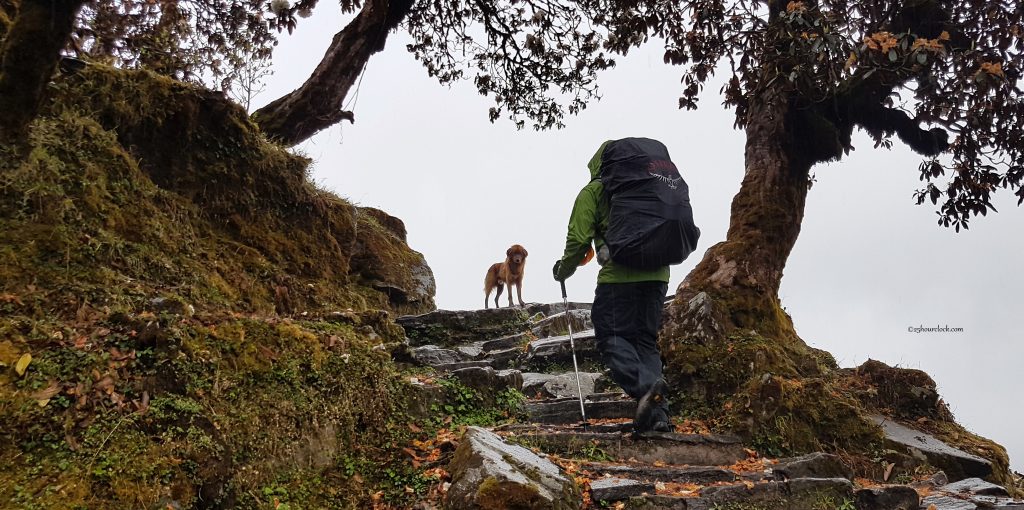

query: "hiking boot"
xmin=633 ymin=378 xmax=668 ymax=434
xmin=650 ymin=405 xmax=673 ymax=433
xmin=651 ymin=420 xmax=673 ymax=432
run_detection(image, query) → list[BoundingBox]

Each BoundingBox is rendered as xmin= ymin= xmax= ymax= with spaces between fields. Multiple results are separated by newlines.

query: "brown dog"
xmin=484 ymin=244 xmax=528 ymax=308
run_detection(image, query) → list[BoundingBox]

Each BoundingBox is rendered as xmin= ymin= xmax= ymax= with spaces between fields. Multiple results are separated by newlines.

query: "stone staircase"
xmin=395 ymin=305 xmax=1023 ymax=510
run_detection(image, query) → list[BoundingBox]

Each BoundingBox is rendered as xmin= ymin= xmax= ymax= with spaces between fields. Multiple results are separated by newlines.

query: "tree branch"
xmin=251 ymin=0 xmax=414 ymax=146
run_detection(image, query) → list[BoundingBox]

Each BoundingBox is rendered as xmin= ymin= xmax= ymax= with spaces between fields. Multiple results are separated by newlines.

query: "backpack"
xmin=599 ymin=137 xmax=701 ymax=270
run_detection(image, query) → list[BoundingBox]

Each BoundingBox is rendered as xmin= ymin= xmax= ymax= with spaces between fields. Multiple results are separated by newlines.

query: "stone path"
xmin=395 ymin=305 xmax=1023 ymax=510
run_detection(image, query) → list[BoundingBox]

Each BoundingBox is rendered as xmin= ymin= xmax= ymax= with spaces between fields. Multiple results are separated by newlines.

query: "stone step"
xmin=455 ymin=332 xmax=533 ymax=359
xmin=530 ymin=309 xmax=593 ymax=339
xmin=408 ymin=345 xmax=523 ymax=372
xmin=871 ymin=415 xmax=992 ymax=481
xmin=505 ymin=430 xmax=746 ymax=466
xmin=578 ymin=461 xmax=740 ymax=484
xmin=409 ymin=345 xmax=467 ymax=366
xmin=431 ymin=360 xmax=495 ymax=372
xmin=481 ymin=331 xmax=532 ymax=352
xmin=524 ymin=393 xmax=635 ymax=424
xmin=493 ymin=421 xmax=634 ymax=435
xmin=917 ymin=477 xmax=1024 ymax=510
xmin=449 ymin=367 xmax=523 ymax=396
xmin=854 ymin=485 xmax=921 ymax=510
xmin=627 ymin=478 xmax=855 ymax=510
xmin=524 ymin=302 xmax=592 ymax=317
xmin=589 ymin=477 xmax=656 ymax=502
xmin=483 ymin=346 xmax=524 ymax=370
xmin=523 ymin=330 xmax=599 ymax=370
xmin=455 ymin=341 xmax=486 ymax=359
xmin=522 ymin=371 xmax=609 ymax=400
xmin=397 ymin=308 xmax=530 ymax=347
xmin=770 ymin=452 xmax=853 ymax=481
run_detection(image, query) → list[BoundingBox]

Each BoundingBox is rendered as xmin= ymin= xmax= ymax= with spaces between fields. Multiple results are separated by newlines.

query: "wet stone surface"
xmin=940 ymin=477 xmax=1011 ymax=497
xmin=522 ymin=372 xmax=605 ymax=400
xmin=589 ymin=477 xmax=655 ymax=502
xmin=771 ymin=452 xmax=854 ymax=481
xmin=871 ymin=415 xmax=992 ymax=481
xmin=853 ymin=485 xmax=920 ymax=510
xmin=446 ymin=426 xmax=580 ymax=510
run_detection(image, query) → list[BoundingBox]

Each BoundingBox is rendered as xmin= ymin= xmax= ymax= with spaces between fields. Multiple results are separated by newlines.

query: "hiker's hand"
xmin=552 ymin=260 xmax=564 ymax=281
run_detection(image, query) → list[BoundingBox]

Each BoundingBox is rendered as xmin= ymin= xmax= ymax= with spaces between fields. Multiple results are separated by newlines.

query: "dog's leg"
xmin=495 ymin=283 xmax=504 ymax=308
xmin=484 ymin=288 xmax=491 ymax=309
xmin=508 ymin=281 xmax=514 ymax=307
xmin=516 ymin=280 xmax=524 ymax=307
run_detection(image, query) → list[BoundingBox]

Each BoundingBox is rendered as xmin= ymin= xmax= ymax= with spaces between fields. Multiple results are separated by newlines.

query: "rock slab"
xmin=871 ymin=415 xmax=992 ymax=481
xmin=940 ymin=477 xmax=1010 ymax=497
xmin=695 ymin=478 xmax=854 ymax=509
xmin=398 ymin=308 xmax=530 ymax=347
xmin=530 ymin=309 xmax=594 ymax=339
xmin=772 ymin=452 xmax=854 ymax=481
xmin=522 ymin=372 xmax=604 ymax=399
xmin=854 ymin=485 xmax=919 ymax=510
xmin=513 ymin=431 xmax=746 ymax=466
xmin=589 ymin=477 xmax=655 ymax=502
xmin=446 ymin=426 xmax=581 ymax=510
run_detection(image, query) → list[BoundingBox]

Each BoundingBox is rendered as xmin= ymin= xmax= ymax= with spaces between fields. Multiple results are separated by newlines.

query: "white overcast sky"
xmin=253 ymin=5 xmax=1023 ymax=471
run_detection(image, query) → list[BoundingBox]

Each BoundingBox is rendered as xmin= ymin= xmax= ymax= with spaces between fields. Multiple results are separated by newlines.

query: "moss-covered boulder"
xmin=0 ymin=62 xmax=445 ymax=509
xmin=845 ymin=359 xmax=951 ymax=421
xmin=0 ymin=63 xmax=433 ymax=317
xmin=351 ymin=207 xmax=436 ymax=315
xmin=446 ymin=426 xmax=581 ymax=509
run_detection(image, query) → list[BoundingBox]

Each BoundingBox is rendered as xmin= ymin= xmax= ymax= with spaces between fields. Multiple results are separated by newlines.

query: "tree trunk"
xmin=252 ymin=0 xmax=413 ymax=146
xmin=0 ymin=0 xmax=85 ymax=145
xmin=660 ymin=84 xmax=824 ymax=406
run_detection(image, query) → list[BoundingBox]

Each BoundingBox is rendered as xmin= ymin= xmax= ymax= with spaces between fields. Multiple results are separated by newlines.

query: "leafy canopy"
xmin=406 ymin=0 xmax=1022 ymax=229
xmin=66 ymin=0 xmax=1022 ymax=228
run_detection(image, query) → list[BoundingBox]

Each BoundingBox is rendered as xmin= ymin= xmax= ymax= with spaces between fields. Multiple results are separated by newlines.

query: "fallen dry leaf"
xmin=15 ymin=353 xmax=32 ymax=376
xmin=883 ymin=462 xmax=895 ymax=482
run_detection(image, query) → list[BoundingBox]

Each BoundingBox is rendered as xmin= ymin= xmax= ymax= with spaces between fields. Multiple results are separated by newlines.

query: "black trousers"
xmin=592 ymin=281 xmax=669 ymax=403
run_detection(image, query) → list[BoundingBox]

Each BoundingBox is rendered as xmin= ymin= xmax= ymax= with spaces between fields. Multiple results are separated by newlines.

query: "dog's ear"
xmin=506 ymin=247 xmax=513 ymax=257
xmin=521 ymin=247 xmax=528 ymax=257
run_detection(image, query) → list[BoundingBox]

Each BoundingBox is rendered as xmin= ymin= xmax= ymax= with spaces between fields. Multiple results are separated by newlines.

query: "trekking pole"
xmin=560 ymin=280 xmax=589 ymax=429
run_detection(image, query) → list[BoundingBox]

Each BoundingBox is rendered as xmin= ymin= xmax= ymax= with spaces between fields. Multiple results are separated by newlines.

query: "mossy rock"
xmin=0 ymin=63 xmax=434 ymax=317
xmin=350 ymin=207 xmax=436 ymax=315
xmin=0 ymin=63 xmax=448 ymax=508
xmin=446 ymin=426 xmax=581 ymax=509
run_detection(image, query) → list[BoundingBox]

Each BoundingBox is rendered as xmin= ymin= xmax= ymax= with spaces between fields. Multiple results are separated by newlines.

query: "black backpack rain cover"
xmin=599 ymin=138 xmax=700 ymax=270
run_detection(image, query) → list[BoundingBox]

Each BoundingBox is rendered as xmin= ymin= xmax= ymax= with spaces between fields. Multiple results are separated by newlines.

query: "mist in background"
xmin=254 ymin=5 xmax=1023 ymax=471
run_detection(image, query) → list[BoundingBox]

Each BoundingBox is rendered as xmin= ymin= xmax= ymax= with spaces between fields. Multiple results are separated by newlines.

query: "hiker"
xmin=552 ymin=138 xmax=700 ymax=434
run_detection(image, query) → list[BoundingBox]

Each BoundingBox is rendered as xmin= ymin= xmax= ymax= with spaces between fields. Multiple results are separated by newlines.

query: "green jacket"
xmin=555 ymin=141 xmax=670 ymax=284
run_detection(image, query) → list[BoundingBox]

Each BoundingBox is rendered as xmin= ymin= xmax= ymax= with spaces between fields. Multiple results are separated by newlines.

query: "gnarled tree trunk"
xmin=0 ymin=0 xmax=85 ymax=145
xmin=660 ymin=84 xmax=825 ymax=406
xmin=252 ymin=0 xmax=413 ymax=146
